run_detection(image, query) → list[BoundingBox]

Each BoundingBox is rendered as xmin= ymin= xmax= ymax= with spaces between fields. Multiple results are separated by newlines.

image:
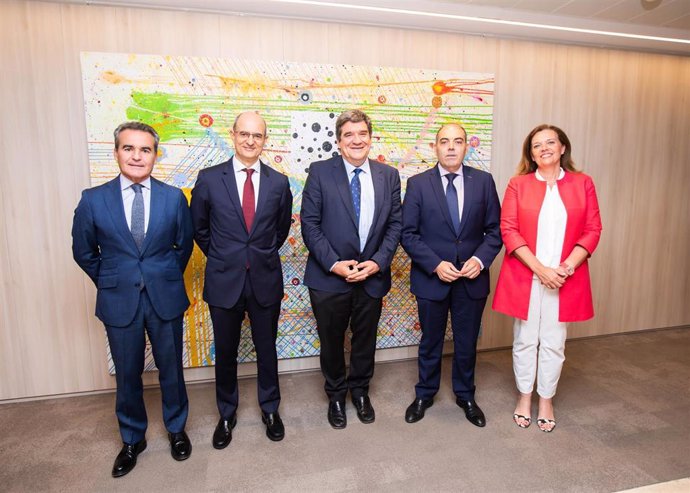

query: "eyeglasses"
xmin=235 ymin=131 xmax=266 ymax=142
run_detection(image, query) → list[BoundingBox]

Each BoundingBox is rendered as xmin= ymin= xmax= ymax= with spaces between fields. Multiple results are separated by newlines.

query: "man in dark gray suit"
xmin=301 ymin=109 xmax=401 ymax=429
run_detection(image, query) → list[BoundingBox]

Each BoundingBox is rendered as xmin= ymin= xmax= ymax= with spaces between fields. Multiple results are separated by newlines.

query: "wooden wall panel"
xmin=1 ymin=0 xmax=688 ymax=400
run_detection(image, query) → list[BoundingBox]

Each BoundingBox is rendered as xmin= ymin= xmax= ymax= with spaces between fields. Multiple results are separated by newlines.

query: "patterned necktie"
xmin=351 ymin=168 xmax=363 ymax=224
xmin=130 ymin=183 xmax=145 ymax=250
xmin=242 ymin=168 xmax=255 ymax=231
xmin=445 ymin=173 xmax=461 ymax=236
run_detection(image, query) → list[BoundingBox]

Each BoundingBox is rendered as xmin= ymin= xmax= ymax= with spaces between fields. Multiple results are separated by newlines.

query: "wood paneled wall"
xmin=1 ymin=0 xmax=688 ymax=400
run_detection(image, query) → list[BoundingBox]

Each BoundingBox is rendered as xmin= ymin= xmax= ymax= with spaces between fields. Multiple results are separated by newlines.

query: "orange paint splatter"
xmin=432 ymin=96 xmax=442 ymax=108
xmin=102 ymin=71 xmax=127 ymax=84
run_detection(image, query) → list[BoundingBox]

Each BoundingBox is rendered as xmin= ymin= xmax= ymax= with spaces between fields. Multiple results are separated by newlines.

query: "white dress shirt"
xmin=439 ymin=164 xmax=464 ymax=224
xmin=535 ymin=167 xmax=567 ymax=273
xmin=233 ymin=157 xmax=261 ymax=208
xmin=120 ymin=175 xmax=151 ymax=233
xmin=344 ymin=158 xmax=375 ymax=252
xmin=438 ymin=164 xmax=484 ymax=270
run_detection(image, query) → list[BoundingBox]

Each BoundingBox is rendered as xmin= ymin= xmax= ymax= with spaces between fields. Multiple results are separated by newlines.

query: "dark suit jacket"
xmin=401 ymin=164 xmax=502 ymax=301
xmin=190 ymin=158 xmax=293 ymax=309
xmin=72 ymin=176 xmax=194 ymax=327
xmin=300 ymin=155 xmax=402 ymax=298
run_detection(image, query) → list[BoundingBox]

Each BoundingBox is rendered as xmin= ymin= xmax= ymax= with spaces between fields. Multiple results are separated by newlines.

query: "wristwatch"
xmin=559 ymin=262 xmax=575 ymax=276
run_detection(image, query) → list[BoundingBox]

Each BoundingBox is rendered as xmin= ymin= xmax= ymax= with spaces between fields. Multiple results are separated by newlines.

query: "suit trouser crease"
xmin=310 ymin=286 xmax=381 ymax=402
xmin=512 ymin=278 xmax=567 ymax=398
xmin=415 ymin=280 xmax=486 ymax=401
xmin=106 ymin=290 xmax=188 ymax=445
xmin=209 ymin=274 xmax=281 ymax=418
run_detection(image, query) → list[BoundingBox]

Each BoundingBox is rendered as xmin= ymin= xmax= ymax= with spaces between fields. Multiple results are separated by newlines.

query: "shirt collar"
xmin=437 ymin=163 xmax=463 ymax=178
xmin=535 ymin=167 xmax=565 ymax=182
xmin=343 ymin=158 xmax=370 ymax=175
xmin=233 ymin=157 xmax=261 ymax=174
xmin=120 ymin=174 xmax=151 ymax=191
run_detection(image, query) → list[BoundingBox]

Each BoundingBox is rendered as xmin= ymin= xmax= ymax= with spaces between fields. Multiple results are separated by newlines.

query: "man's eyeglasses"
xmin=235 ymin=131 xmax=265 ymax=142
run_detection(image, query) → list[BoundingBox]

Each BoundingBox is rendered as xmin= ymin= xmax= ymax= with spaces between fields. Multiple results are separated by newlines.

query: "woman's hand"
xmin=536 ymin=266 xmax=567 ymax=289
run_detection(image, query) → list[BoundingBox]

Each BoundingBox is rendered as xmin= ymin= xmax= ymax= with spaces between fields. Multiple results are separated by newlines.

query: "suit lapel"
xmin=251 ymin=161 xmax=271 ymax=237
xmin=140 ymin=178 xmax=164 ymax=255
xmin=364 ymin=161 xmax=385 ymax=246
xmin=429 ymin=165 xmax=457 ymax=236
xmin=221 ymin=157 xmax=249 ymax=234
xmin=457 ymin=165 xmax=474 ymax=237
xmin=105 ymin=176 xmax=139 ymax=253
xmin=333 ymin=157 xmax=358 ymax=230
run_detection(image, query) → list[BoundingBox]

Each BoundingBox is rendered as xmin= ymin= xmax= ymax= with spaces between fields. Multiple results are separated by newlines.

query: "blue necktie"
xmin=445 ymin=173 xmax=460 ymax=236
xmin=131 ymin=183 xmax=145 ymax=250
xmin=351 ymin=168 xmax=363 ymax=225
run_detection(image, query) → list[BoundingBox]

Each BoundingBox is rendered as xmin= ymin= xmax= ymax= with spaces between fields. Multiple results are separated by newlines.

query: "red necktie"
xmin=242 ymin=168 xmax=255 ymax=231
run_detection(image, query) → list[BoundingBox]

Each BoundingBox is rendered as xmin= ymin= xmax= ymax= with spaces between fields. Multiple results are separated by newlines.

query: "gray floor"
xmin=2 ymin=327 xmax=689 ymax=493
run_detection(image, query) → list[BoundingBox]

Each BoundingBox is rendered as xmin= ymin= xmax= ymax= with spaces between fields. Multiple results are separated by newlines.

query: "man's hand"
xmin=346 ymin=260 xmax=380 ymax=283
xmin=458 ymin=257 xmax=482 ymax=279
xmin=434 ymin=260 xmax=462 ymax=283
xmin=332 ymin=260 xmax=358 ymax=279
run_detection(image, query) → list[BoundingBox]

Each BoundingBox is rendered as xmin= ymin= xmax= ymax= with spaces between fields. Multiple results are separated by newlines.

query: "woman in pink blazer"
xmin=493 ymin=124 xmax=602 ymax=432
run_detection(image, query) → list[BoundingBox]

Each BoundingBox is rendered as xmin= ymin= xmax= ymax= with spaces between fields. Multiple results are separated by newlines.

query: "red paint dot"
xmin=377 ymin=154 xmax=386 ymax=163
xmin=274 ymin=155 xmax=283 ymax=163
xmin=199 ymin=114 xmax=214 ymax=127
xmin=378 ymin=95 xmax=387 ymax=104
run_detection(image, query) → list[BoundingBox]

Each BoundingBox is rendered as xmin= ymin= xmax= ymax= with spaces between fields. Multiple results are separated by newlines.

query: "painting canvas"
xmin=79 ymin=52 xmax=494 ymax=372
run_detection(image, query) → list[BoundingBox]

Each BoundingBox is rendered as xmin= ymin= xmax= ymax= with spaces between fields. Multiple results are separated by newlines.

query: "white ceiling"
xmin=47 ymin=0 xmax=690 ymax=55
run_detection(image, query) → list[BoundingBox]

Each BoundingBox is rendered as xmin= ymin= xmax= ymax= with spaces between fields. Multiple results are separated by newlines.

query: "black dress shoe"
xmin=168 ymin=430 xmax=192 ymax=461
xmin=212 ymin=415 xmax=237 ymax=449
xmin=352 ymin=395 xmax=375 ymax=424
xmin=327 ymin=401 xmax=347 ymax=429
xmin=456 ymin=398 xmax=486 ymax=427
xmin=405 ymin=398 xmax=433 ymax=423
xmin=112 ymin=439 xmax=147 ymax=478
xmin=261 ymin=411 xmax=285 ymax=441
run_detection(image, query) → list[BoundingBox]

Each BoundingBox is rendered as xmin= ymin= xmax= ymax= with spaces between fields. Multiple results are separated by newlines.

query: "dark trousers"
xmin=309 ymin=286 xmax=382 ymax=403
xmin=105 ymin=290 xmax=188 ymax=445
xmin=209 ymin=275 xmax=281 ymax=418
xmin=415 ymin=282 xmax=487 ymax=401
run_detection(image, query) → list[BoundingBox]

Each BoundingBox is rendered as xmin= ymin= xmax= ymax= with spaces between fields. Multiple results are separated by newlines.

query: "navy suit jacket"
xmin=401 ymin=164 xmax=502 ymax=301
xmin=72 ymin=176 xmax=194 ymax=327
xmin=301 ymin=155 xmax=402 ymax=298
xmin=190 ymin=158 xmax=293 ymax=309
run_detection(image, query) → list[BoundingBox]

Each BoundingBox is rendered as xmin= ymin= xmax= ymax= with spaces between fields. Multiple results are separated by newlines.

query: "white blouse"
xmin=534 ymin=168 xmax=567 ymax=274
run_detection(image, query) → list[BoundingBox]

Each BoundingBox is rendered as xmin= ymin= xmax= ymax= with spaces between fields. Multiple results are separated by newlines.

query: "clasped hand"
xmin=333 ymin=260 xmax=380 ymax=282
xmin=434 ymin=258 xmax=481 ymax=283
xmin=538 ymin=266 xmax=569 ymax=289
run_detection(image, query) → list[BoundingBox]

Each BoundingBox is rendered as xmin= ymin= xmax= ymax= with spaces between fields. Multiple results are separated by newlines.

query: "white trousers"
xmin=512 ymin=279 xmax=568 ymax=398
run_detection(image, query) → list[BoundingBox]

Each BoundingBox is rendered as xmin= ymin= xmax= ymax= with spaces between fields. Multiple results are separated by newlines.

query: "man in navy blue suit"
xmin=72 ymin=121 xmax=194 ymax=477
xmin=191 ymin=112 xmax=292 ymax=446
xmin=301 ymin=109 xmax=402 ymax=429
xmin=401 ymin=123 xmax=502 ymax=427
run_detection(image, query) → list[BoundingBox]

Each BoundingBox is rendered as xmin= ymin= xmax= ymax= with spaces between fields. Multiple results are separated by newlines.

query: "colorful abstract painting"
xmin=79 ymin=52 xmax=494 ymax=372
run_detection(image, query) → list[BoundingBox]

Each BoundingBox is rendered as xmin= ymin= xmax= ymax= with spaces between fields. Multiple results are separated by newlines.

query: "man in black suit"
xmin=191 ymin=112 xmax=292 ymax=446
xmin=301 ymin=109 xmax=402 ymax=429
xmin=72 ymin=121 xmax=194 ymax=477
xmin=401 ymin=123 xmax=502 ymax=427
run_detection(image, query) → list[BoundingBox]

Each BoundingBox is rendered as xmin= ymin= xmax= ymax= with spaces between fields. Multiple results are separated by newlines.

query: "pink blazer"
xmin=492 ymin=171 xmax=602 ymax=322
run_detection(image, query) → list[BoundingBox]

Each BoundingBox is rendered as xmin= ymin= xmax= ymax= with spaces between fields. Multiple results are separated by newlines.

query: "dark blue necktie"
xmin=351 ymin=168 xmax=363 ymax=225
xmin=445 ymin=173 xmax=460 ymax=236
xmin=131 ymin=183 xmax=145 ymax=250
